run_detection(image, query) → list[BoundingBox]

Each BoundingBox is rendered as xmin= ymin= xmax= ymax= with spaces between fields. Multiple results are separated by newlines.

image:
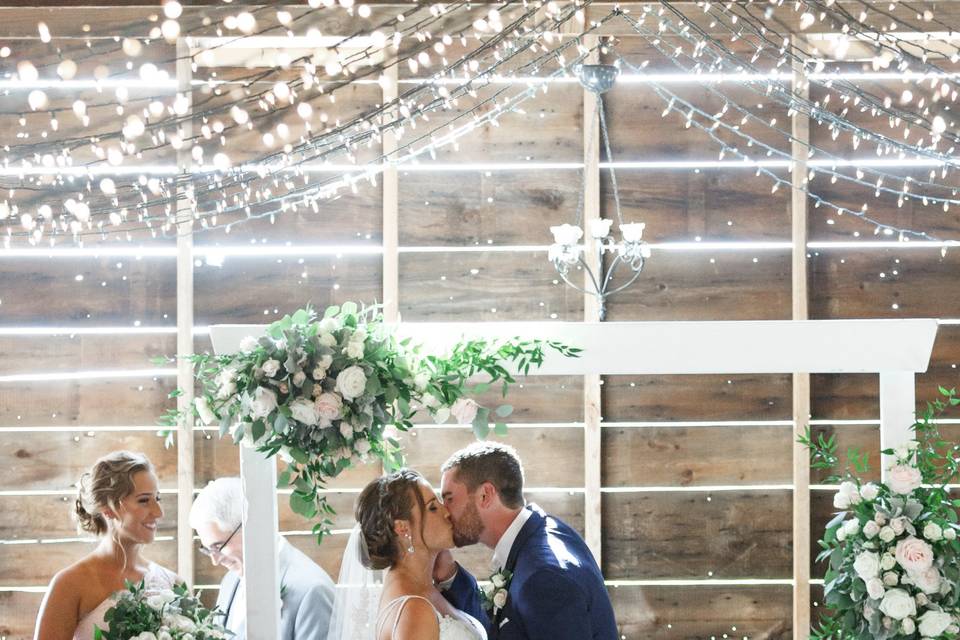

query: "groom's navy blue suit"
xmin=444 ymin=504 xmax=617 ymax=640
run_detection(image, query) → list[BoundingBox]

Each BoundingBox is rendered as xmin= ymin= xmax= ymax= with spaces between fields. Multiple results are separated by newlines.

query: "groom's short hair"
xmin=442 ymin=442 xmax=525 ymax=509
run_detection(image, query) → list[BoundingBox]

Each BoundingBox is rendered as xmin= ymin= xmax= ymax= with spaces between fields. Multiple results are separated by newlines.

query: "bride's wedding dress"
xmin=73 ymin=561 xmax=178 ymax=640
xmin=376 ymin=595 xmax=486 ymax=640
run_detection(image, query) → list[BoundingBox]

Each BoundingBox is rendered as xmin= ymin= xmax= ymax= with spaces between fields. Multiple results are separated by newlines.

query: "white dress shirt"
xmin=491 ymin=508 xmax=531 ymax=572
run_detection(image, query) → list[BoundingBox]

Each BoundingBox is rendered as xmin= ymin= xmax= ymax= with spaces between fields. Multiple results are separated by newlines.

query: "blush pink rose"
xmin=314 ymin=392 xmax=343 ymax=421
xmin=895 ymin=536 xmax=934 ymax=575
xmin=887 ymin=465 xmax=922 ymax=495
xmin=450 ymin=397 xmax=480 ymax=425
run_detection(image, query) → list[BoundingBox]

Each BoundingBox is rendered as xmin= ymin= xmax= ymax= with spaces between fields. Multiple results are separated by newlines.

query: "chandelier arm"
xmin=577 ymin=255 xmax=605 ymax=295
xmin=603 ymin=264 xmax=646 ymax=297
xmin=598 ymin=251 xmax=623 ymax=294
xmin=553 ymin=266 xmax=592 ymax=297
xmin=598 ymin=94 xmax=625 ymax=227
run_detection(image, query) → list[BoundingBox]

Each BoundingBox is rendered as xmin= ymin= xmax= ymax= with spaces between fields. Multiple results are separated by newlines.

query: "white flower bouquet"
xmin=162 ymin=303 xmax=579 ymax=541
xmin=94 ymin=581 xmax=229 ymax=640
xmin=803 ymin=387 xmax=960 ymax=639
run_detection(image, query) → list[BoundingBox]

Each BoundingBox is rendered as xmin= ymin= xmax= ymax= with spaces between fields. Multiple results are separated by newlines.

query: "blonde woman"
xmin=34 ymin=451 xmax=180 ymax=640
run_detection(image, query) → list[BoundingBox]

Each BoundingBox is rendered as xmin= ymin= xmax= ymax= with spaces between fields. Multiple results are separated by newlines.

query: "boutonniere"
xmin=479 ymin=569 xmax=512 ymax=615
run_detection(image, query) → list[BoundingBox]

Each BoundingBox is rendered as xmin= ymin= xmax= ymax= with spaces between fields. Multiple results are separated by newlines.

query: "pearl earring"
xmin=405 ymin=533 xmax=414 ymax=554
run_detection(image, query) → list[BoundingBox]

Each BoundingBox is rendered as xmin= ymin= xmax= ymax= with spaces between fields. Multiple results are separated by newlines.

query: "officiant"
xmin=189 ymin=477 xmax=336 ymax=639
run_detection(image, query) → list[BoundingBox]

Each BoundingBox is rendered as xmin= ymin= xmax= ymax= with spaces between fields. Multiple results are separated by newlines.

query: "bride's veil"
xmin=326 ymin=524 xmax=384 ymax=640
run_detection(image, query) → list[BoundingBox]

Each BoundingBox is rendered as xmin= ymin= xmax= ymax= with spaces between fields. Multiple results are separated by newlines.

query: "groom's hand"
xmin=432 ymin=549 xmax=458 ymax=585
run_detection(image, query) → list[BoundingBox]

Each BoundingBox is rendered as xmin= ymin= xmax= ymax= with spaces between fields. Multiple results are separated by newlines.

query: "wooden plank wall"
xmin=3 ymin=7 xmax=960 ymax=640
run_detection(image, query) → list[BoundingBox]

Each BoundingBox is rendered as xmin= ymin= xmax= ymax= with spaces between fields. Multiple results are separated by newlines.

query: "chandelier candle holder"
xmin=548 ymin=62 xmax=651 ymax=321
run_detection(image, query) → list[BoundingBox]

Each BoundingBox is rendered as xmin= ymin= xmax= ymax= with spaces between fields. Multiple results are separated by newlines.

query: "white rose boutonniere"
xmin=480 ymin=569 xmax=513 ymax=615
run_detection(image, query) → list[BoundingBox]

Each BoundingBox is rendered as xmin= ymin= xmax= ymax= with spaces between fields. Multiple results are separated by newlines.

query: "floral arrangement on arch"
xmin=162 ymin=303 xmax=579 ymax=541
xmin=802 ymin=387 xmax=960 ymax=640
xmin=95 ymin=580 xmax=229 ymax=640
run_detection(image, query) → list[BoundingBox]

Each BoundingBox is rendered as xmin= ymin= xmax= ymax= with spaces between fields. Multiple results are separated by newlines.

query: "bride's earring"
xmin=405 ymin=533 xmax=414 ymax=554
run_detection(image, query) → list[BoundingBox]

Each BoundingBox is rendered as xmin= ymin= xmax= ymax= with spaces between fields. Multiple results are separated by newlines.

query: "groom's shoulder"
xmin=517 ymin=511 xmax=594 ymax=573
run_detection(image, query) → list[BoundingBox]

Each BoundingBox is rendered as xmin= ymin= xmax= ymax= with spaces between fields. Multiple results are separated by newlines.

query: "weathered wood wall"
xmin=2 ymin=5 xmax=960 ymax=639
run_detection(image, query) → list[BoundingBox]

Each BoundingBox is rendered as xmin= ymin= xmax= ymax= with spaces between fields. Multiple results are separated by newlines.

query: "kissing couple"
xmin=327 ymin=441 xmax=618 ymax=640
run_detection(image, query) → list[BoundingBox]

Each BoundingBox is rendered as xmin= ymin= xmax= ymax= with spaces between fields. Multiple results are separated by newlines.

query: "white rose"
xmin=915 ymin=592 xmax=929 ymax=607
xmin=481 ymin=583 xmax=495 ymax=598
xmin=923 ymin=522 xmax=943 ymax=542
xmin=145 ymin=591 xmax=176 ymax=610
xmin=249 ymin=386 xmax=278 ymax=419
xmin=239 ymin=335 xmax=259 ymax=353
xmin=319 ymin=332 xmax=337 ymax=347
xmin=493 ymin=589 xmax=508 ymax=609
xmin=289 ymin=398 xmax=320 ymax=426
xmin=902 ymin=617 xmax=916 ymax=635
xmin=854 ymin=551 xmax=881 ymax=580
xmin=948 ymin=624 xmax=960 ymax=635
xmin=913 ymin=566 xmax=941 ymax=594
xmin=834 ymin=491 xmax=852 ymax=510
xmin=839 ymin=481 xmax=862 ymax=504
xmin=312 ymin=366 xmax=327 ymax=381
xmin=894 ymin=444 xmax=911 ymax=460
xmin=318 ymin=354 xmax=334 ymax=369
xmin=433 ymin=407 xmax=450 ymax=424
xmin=354 ymin=438 xmax=371 ymax=456
xmin=138 ymin=633 xmax=158 ymax=640
xmin=158 ymin=632 xmax=172 ymax=640
xmin=945 ymin=527 xmax=957 ymax=541
xmin=837 ymin=528 xmax=847 ymax=542
xmin=864 ymin=521 xmax=881 ymax=539
xmin=491 ymin=574 xmax=506 ymax=588
xmin=896 ymin=536 xmax=934 ymax=574
xmin=876 ymin=513 xmax=888 ymax=526
xmin=261 ymin=359 xmax=281 ymax=377
xmin=860 ymin=483 xmax=880 ymax=501
xmin=335 ymin=366 xmax=367 ymax=400
xmin=881 ymin=554 xmax=897 ymax=571
xmin=292 ymin=371 xmax=306 ymax=387
xmin=879 ymin=526 xmax=897 ymax=543
xmin=413 ymin=370 xmax=431 ymax=392
xmin=421 ymin=393 xmax=440 ymax=408
xmin=843 ymin=519 xmax=860 ymax=537
xmin=450 ymin=397 xmax=480 ymax=425
xmin=194 ymin=396 xmax=217 ymax=425
xmin=918 ymin=610 xmax=953 ymax=638
xmin=340 ymin=422 xmax=353 ymax=439
xmin=216 ymin=380 xmax=237 ymax=400
xmin=887 ymin=465 xmax=923 ymax=495
xmin=878 ymin=588 xmax=917 ymax=620
xmin=346 ymin=341 xmax=365 ymax=359
xmin=891 ymin=517 xmax=908 ymax=536
xmin=319 ymin=318 xmax=338 ymax=333
xmin=867 ymin=577 xmax=886 ymax=599
xmin=315 ymin=392 xmax=343 ymax=421
xmin=164 ymin=613 xmax=196 ymax=633
xmin=883 ymin=571 xmax=899 ymax=586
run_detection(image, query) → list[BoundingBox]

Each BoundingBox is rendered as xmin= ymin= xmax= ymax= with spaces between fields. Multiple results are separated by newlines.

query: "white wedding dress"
xmin=73 ymin=562 xmax=178 ymax=640
xmin=376 ymin=595 xmax=486 ymax=640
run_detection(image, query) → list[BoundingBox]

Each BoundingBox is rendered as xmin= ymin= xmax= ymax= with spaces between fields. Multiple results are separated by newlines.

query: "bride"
xmin=33 ymin=451 xmax=180 ymax=640
xmin=331 ymin=468 xmax=486 ymax=640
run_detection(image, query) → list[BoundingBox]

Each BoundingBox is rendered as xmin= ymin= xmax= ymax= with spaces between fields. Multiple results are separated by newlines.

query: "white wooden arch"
xmin=210 ymin=318 xmax=938 ymax=639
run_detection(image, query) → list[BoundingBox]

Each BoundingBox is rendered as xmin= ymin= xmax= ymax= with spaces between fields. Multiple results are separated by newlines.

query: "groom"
xmin=435 ymin=442 xmax=617 ymax=639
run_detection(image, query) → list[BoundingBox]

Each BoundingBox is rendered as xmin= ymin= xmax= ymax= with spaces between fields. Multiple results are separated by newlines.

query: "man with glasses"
xmin=189 ymin=477 xmax=335 ymax=639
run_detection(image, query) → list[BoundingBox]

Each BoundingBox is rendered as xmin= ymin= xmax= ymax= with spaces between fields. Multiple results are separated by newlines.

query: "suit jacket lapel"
xmin=222 ymin=574 xmax=241 ymax=623
xmin=494 ymin=505 xmax=546 ymax=636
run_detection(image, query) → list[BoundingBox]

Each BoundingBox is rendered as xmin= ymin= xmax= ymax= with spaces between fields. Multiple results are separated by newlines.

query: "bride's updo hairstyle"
xmin=355 ymin=469 xmax=428 ymax=570
xmin=75 ymin=451 xmax=154 ymax=535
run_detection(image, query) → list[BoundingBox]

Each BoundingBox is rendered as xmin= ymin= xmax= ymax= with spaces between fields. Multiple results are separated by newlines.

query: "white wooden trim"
xmin=382 ymin=63 xmax=399 ymax=323
xmin=880 ymin=371 xmax=918 ymax=476
xmin=239 ymin=446 xmax=282 ymax=638
xmin=175 ymin=37 xmax=195 ymax=587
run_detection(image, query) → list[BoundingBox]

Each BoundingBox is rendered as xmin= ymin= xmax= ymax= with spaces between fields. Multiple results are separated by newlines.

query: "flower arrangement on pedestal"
xmin=161 ymin=303 xmax=580 ymax=542
xmin=803 ymin=387 xmax=960 ymax=639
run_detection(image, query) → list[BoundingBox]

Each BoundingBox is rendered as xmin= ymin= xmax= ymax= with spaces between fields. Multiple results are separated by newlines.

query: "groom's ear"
xmin=477 ymin=482 xmax=497 ymax=508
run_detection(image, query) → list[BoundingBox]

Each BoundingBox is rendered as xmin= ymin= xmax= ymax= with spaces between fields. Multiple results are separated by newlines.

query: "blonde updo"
xmin=75 ymin=451 xmax=154 ymax=536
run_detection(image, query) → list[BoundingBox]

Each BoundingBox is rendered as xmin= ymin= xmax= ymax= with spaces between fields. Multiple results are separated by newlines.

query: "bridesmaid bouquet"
xmin=94 ymin=581 xmax=230 ymax=640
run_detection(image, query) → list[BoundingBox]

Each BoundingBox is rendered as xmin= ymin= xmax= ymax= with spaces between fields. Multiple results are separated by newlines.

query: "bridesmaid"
xmin=34 ymin=451 xmax=180 ymax=640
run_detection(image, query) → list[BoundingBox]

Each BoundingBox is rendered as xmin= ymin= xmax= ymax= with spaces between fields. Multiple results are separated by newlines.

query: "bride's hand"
xmin=432 ymin=549 xmax=458 ymax=585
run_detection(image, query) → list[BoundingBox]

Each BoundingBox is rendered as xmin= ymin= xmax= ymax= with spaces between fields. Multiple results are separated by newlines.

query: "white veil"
xmin=326 ymin=524 xmax=384 ymax=640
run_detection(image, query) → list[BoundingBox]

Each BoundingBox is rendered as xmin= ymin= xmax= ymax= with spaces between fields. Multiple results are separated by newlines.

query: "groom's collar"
xmin=492 ymin=507 xmax=531 ymax=571
xmin=491 ymin=504 xmax=545 ymax=571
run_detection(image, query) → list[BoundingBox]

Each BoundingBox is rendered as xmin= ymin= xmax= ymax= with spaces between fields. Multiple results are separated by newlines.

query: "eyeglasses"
xmin=198 ymin=522 xmax=241 ymax=557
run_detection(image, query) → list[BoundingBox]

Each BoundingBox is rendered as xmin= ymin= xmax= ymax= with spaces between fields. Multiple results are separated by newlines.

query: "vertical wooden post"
xmin=790 ymin=34 xmax=811 ymax=640
xmin=879 ymin=371 xmax=916 ymax=476
xmin=382 ymin=65 xmax=400 ymax=323
xmin=175 ymin=37 xmax=195 ymax=588
xmin=582 ymin=34 xmax=603 ymax=565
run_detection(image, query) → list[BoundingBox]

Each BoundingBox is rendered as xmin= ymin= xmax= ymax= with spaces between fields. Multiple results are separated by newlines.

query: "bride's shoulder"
xmin=392 ymin=597 xmax=441 ymax=639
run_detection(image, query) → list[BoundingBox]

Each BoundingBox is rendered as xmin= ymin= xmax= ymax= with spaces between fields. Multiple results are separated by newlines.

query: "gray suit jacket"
xmin=214 ymin=538 xmax=335 ymax=640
